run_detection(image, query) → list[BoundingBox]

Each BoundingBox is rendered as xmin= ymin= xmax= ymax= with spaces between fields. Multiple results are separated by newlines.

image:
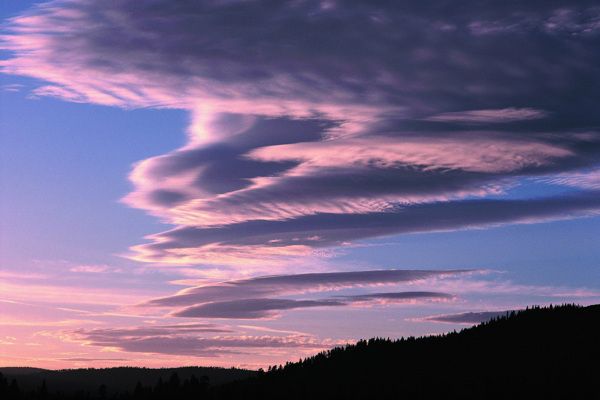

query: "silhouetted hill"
xmin=0 ymin=367 xmax=47 ymax=376
xmin=2 ymin=304 xmax=598 ymax=399
xmin=212 ymin=304 xmax=600 ymax=400
xmin=0 ymin=366 xmax=254 ymax=398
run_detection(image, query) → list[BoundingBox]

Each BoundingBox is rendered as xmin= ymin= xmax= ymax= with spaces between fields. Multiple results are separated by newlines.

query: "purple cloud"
xmin=3 ymin=1 xmax=600 ymax=266
xmin=131 ymin=192 xmax=600 ymax=265
xmin=68 ymin=322 xmax=233 ymax=339
xmin=143 ymin=269 xmax=470 ymax=308
xmin=4 ymin=1 xmax=600 ymax=117
xmin=64 ymin=324 xmax=341 ymax=357
xmin=414 ymin=310 xmax=523 ymax=324
xmin=171 ymin=298 xmax=344 ymax=320
xmin=422 ymin=108 xmax=549 ymax=123
xmin=171 ymin=292 xmax=455 ymax=319
xmin=335 ymin=291 xmax=456 ymax=303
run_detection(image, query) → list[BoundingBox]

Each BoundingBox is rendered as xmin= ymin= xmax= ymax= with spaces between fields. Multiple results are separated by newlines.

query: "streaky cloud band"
xmin=413 ymin=310 xmax=523 ymax=324
xmin=170 ymin=291 xmax=455 ymax=319
xmin=143 ymin=269 xmax=471 ymax=308
xmin=3 ymin=0 xmax=600 ymax=267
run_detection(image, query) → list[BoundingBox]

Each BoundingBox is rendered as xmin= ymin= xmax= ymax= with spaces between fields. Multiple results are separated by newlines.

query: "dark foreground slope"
xmin=213 ymin=304 xmax=600 ymax=400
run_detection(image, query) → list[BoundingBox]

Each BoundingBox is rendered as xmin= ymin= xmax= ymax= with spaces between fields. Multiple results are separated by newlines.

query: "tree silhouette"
xmin=97 ymin=384 xmax=106 ymax=400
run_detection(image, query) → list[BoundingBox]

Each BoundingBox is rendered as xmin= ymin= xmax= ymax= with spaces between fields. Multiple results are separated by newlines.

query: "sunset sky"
xmin=1 ymin=0 xmax=599 ymax=370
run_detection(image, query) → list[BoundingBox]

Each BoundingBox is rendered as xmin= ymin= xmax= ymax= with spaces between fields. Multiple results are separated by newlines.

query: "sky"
xmin=1 ymin=0 xmax=599 ymax=370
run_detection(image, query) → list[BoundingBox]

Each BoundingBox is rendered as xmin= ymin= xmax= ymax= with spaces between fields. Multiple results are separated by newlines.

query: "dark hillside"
xmin=0 ymin=366 xmax=254 ymax=398
xmin=0 ymin=368 xmax=47 ymax=376
xmin=2 ymin=304 xmax=598 ymax=399
xmin=213 ymin=304 xmax=600 ymax=400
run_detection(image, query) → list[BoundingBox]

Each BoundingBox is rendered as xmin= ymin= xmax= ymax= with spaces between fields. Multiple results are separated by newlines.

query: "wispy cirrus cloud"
xmin=1 ymin=83 xmax=23 ymax=92
xmin=2 ymin=0 xmax=600 ymax=267
xmin=56 ymin=358 xmax=130 ymax=362
xmin=412 ymin=310 xmax=522 ymax=325
xmin=69 ymin=265 xmax=110 ymax=273
xmin=422 ymin=108 xmax=549 ymax=123
xmin=544 ymin=168 xmax=600 ymax=190
xmin=334 ymin=291 xmax=455 ymax=305
xmin=0 ymin=279 xmax=148 ymax=306
xmin=68 ymin=322 xmax=233 ymax=338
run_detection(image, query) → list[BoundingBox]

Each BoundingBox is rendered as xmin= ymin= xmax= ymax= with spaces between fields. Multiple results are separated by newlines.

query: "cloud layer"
xmin=3 ymin=0 xmax=600 ymax=266
xmin=172 ymin=292 xmax=455 ymax=319
xmin=414 ymin=310 xmax=522 ymax=325
xmin=62 ymin=323 xmax=343 ymax=357
xmin=136 ymin=269 xmax=466 ymax=319
xmin=143 ymin=269 xmax=467 ymax=307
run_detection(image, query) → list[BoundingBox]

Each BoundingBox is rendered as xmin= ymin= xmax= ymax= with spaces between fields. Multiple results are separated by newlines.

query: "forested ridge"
xmin=2 ymin=304 xmax=599 ymax=399
xmin=0 ymin=366 xmax=253 ymax=399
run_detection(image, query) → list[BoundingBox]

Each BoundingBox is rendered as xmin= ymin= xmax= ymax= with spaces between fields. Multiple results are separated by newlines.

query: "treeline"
xmin=0 ymin=371 xmax=209 ymax=400
xmin=211 ymin=303 xmax=600 ymax=400
xmin=0 ymin=366 xmax=253 ymax=400
xmin=3 ymin=304 xmax=599 ymax=399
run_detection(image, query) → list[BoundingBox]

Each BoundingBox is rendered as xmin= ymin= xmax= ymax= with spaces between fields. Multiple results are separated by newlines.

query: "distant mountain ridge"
xmin=0 ymin=366 xmax=255 ymax=398
xmin=0 ymin=367 xmax=47 ymax=376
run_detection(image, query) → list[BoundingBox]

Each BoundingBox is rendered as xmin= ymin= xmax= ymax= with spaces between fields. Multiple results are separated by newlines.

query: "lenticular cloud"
xmin=3 ymin=0 xmax=600 ymax=266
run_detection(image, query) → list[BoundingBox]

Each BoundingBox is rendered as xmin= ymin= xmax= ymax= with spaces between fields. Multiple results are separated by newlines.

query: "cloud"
xmin=141 ymin=270 xmax=462 ymax=320
xmin=142 ymin=269 xmax=470 ymax=308
xmin=67 ymin=322 xmax=233 ymax=339
xmin=62 ymin=323 xmax=343 ymax=357
xmin=172 ymin=298 xmax=344 ymax=319
xmin=335 ymin=291 xmax=455 ymax=305
xmin=469 ymin=6 xmax=600 ymax=36
xmin=544 ymin=168 xmax=600 ymax=190
xmin=0 ymin=278 xmax=148 ymax=306
xmin=4 ymin=1 xmax=600 ymax=118
xmin=0 ymin=271 xmax=49 ymax=280
xmin=413 ymin=310 xmax=522 ymax=324
xmin=129 ymin=191 xmax=600 ymax=265
xmin=122 ymin=118 xmax=597 ymax=231
xmin=171 ymin=291 xmax=455 ymax=319
xmin=1 ymin=83 xmax=23 ymax=92
xmin=422 ymin=108 xmax=549 ymax=123
xmin=3 ymin=0 xmax=600 ymax=267
xmin=70 ymin=265 xmax=110 ymax=273
xmin=57 ymin=358 xmax=130 ymax=362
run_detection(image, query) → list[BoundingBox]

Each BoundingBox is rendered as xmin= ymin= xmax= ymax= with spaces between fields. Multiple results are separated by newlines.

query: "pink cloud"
xmin=123 ymin=127 xmax=577 ymax=231
xmin=0 ymin=279 xmax=147 ymax=306
xmin=69 ymin=265 xmax=110 ymax=273
xmin=544 ymin=168 xmax=600 ymax=190
xmin=247 ymin=133 xmax=570 ymax=173
xmin=128 ymin=241 xmax=315 ymax=268
xmin=60 ymin=324 xmax=345 ymax=357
